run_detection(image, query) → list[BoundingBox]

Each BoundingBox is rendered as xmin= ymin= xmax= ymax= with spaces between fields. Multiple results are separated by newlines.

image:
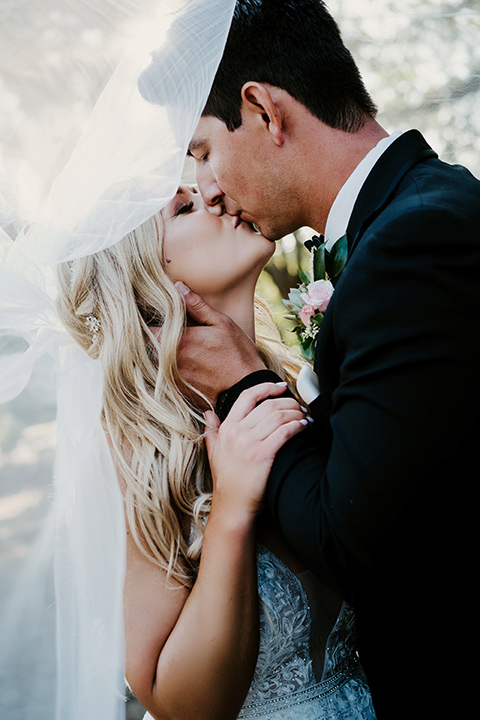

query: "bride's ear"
xmin=240 ymin=82 xmax=285 ymax=147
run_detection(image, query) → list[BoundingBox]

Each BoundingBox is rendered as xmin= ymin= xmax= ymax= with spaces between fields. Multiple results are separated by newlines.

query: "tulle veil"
xmin=0 ymin=2 xmax=236 ymax=718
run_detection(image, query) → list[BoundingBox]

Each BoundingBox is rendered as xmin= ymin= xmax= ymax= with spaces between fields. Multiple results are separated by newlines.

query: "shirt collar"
xmin=324 ymin=131 xmax=403 ymax=251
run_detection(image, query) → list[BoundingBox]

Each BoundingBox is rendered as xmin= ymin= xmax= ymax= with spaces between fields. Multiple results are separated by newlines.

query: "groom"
xmin=178 ymin=1 xmax=480 ymax=717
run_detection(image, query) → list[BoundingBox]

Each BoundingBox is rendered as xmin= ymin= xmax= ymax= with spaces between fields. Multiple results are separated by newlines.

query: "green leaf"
xmin=312 ymin=242 xmax=327 ymax=282
xmin=298 ymin=269 xmax=311 ymax=286
xmin=326 ymin=234 xmax=348 ymax=278
xmin=282 ymin=300 xmax=298 ymax=313
xmin=287 ymin=287 xmax=305 ymax=310
xmin=311 ymin=311 xmax=324 ymax=327
xmin=300 ymin=337 xmax=315 ymax=361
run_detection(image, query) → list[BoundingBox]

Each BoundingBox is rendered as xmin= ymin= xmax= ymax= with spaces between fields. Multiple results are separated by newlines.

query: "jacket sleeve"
xmin=215 ymin=369 xmax=286 ymax=421
xmin=265 ymin=198 xmax=480 ymax=600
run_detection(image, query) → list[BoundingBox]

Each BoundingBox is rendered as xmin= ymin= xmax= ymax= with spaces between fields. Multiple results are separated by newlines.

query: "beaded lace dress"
xmin=236 ymin=544 xmax=376 ymax=719
xmin=144 ymin=543 xmax=376 ymax=720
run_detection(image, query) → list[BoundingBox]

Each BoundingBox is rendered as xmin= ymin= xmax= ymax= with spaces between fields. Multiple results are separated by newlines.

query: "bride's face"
xmin=161 ymin=185 xmax=275 ymax=298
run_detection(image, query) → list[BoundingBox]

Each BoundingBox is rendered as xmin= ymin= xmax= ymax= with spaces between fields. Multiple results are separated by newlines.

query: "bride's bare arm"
xmin=123 ymin=383 xmax=307 ymax=720
xmin=124 ymin=510 xmax=257 ymax=720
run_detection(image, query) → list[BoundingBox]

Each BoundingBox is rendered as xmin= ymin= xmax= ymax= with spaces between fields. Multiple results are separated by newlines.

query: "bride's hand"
xmin=204 ymin=382 xmax=308 ymax=520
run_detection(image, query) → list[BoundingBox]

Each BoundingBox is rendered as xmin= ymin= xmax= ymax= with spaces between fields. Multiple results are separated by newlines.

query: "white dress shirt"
xmin=297 ymin=131 xmax=403 ymax=405
xmin=324 ymin=131 xmax=403 ymax=251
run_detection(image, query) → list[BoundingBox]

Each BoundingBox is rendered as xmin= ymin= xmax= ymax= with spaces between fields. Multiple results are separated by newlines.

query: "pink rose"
xmin=301 ymin=279 xmax=334 ymax=314
xmin=299 ymin=303 xmax=316 ymax=327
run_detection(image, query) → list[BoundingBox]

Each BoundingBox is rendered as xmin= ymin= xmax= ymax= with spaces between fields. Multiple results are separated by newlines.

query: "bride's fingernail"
xmin=301 ymin=406 xmax=308 ymax=413
xmin=276 ymin=381 xmax=287 ymax=386
xmin=307 ymin=415 xmax=314 ymax=423
xmin=300 ymin=418 xmax=309 ymax=426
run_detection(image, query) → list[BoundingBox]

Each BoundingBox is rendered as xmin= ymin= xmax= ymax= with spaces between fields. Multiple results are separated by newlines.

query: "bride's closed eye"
xmin=173 ymin=200 xmax=194 ymax=217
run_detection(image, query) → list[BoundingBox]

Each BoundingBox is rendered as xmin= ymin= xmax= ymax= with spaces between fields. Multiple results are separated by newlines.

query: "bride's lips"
xmin=237 ymin=213 xmax=261 ymax=234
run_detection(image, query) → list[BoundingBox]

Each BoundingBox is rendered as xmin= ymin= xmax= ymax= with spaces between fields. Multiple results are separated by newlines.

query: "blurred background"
xmin=1 ymin=1 xmax=479 ymax=717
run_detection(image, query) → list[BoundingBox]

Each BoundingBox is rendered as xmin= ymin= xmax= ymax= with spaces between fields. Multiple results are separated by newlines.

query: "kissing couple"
xmin=2 ymin=1 xmax=479 ymax=719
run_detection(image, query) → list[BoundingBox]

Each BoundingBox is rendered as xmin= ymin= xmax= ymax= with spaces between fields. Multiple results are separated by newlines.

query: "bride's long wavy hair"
xmin=56 ymin=213 xmax=302 ymax=587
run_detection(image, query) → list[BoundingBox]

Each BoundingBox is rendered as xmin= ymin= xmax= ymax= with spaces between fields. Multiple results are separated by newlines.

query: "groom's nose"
xmin=206 ymin=196 xmax=225 ymax=216
xmin=195 ymin=164 xmax=225 ymax=215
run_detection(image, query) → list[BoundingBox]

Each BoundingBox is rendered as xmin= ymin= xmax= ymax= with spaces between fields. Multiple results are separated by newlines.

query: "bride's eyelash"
xmin=174 ymin=201 xmax=194 ymax=217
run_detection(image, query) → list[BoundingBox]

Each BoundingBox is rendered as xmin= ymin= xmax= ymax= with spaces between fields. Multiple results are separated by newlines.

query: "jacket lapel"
xmin=314 ymin=131 xmax=438 ymax=386
xmin=346 ymin=130 xmax=438 ymax=258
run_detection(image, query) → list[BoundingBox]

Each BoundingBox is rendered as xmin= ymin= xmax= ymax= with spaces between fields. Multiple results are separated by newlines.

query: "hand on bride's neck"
xmin=200 ymin=284 xmax=257 ymax=341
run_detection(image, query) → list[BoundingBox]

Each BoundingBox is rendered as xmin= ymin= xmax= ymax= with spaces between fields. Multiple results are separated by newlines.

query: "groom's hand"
xmin=176 ymin=282 xmax=266 ymax=405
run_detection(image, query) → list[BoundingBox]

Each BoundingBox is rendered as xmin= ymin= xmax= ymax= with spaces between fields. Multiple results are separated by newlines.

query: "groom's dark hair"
xmin=203 ymin=0 xmax=377 ymax=132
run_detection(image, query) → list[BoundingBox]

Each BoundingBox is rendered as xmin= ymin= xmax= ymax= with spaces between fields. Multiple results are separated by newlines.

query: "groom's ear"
xmin=240 ymin=82 xmax=285 ymax=147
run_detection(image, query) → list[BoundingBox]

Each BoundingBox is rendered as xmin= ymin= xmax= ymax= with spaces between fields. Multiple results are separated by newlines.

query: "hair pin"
xmin=85 ymin=314 xmax=100 ymax=344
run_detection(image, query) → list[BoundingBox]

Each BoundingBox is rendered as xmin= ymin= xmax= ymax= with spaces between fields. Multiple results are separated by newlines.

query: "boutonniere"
xmin=283 ymin=234 xmax=348 ymax=361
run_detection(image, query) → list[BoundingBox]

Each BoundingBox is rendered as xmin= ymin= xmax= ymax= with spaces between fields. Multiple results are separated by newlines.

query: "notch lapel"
xmin=346 ymin=130 xmax=438 ymax=258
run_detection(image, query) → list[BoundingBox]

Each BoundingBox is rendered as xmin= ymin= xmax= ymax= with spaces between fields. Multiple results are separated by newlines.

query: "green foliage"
xmin=326 ymin=235 xmax=348 ymax=279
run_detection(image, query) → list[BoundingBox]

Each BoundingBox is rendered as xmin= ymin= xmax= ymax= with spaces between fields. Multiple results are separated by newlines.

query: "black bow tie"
xmin=304 ymin=234 xmax=324 ymax=252
xmin=303 ymin=233 xmax=348 ymax=288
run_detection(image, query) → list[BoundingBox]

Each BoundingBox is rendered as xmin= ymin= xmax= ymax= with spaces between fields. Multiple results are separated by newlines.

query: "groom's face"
xmin=189 ymin=115 xmax=303 ymax=241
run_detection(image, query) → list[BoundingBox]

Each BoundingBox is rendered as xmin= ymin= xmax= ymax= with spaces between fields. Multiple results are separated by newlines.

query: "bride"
xmin=55 ymin=184 xmax=376 ymax=720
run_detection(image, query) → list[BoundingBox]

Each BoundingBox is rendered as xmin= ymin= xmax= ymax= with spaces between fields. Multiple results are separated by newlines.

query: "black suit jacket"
xmin=218 ymin=131 xmax=480 ymax=717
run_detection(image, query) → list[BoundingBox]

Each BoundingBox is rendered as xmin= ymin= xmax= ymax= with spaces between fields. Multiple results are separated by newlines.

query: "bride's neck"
xmin=202 ymin=286 xmax=256 ymax=341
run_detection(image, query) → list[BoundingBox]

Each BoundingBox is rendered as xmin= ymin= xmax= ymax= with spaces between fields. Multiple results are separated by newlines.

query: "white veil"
xmin=0 ymin=2 xmax=235 ymax=718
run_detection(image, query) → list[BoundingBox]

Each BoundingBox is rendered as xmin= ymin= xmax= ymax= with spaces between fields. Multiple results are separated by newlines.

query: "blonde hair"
xmin=56 ymin=213 xmax=302 ymax=587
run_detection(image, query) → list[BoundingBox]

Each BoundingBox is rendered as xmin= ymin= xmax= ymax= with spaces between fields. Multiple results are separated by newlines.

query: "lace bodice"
xmin=237 ymin=544 xmax=376 ymax=719
xmin=143 ymin=542 xmax=375 ymax=720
